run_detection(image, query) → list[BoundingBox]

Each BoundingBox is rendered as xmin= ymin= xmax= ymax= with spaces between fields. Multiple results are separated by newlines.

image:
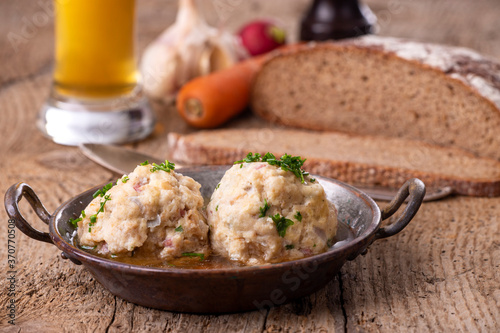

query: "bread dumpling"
xmin=207 ymin=161 xmax=337 ymax=266
xmin=77 ymin=163 xmax=209 ymax=260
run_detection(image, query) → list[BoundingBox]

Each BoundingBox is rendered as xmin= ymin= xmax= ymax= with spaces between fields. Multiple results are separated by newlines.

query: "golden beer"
xmin=54 ymin=0 xmax=137 ymax=97
xmin=38 ymin=0 xmax=155 ymax=145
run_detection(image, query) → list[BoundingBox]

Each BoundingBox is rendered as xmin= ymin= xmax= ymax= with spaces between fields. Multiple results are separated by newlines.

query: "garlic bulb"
xmin=141 ymin=0 xmax=246 ymax=99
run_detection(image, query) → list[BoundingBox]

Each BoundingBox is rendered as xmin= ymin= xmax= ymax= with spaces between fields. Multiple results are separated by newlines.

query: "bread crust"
xmin=254 ymin=43 xmax=500 ymax=124
xmin=338 ymin=36 xmax=500 ymax=107
xmin=168 ymin=131 xmax=500 ymax=197
xmin=250 ymin=36 xmax=500 ymax=160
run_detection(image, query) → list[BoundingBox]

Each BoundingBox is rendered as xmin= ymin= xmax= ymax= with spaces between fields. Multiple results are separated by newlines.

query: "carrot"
xmin=175 ymin=43 xmax=306 ymax=128
xmin=176 ymin=54 xmax=267 ymax=129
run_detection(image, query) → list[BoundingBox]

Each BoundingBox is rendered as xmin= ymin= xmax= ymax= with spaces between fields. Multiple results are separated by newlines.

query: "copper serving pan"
xmin=4 ymin=165 xmax=425 ymax=313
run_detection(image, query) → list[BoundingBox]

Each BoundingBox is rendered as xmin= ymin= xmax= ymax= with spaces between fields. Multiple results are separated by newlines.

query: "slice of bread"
xmin=251 ymin=36 xmax=500 ymax=161
xmin=168 ymin=128 xmax=500 ymax=197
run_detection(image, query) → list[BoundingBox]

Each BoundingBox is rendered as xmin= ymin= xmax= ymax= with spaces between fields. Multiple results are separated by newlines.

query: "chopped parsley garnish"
xmin=151 ymin=160 xmax=175 ymax=173
xmin=69 ymin=217 xmax=82 ymax=227
xmin=215 ymin=205 xmax=219 ymax=212
xmin=235 ymin=152 xmax=262 ymax=164
xmin=285 ymin=244 xmax=294 ymax=250
xmin=120 ymin=175 xmax=129 ymax=183
xmin=97 ymin=194 xmax=111 ymax=214
xmin=272 ymin=154 xmax=309 ymax=184
xmin=313 ymin=244 xmax=317 ymax=248
xmin=181 ymin=252 xmax=205 ymax=261
xmin=88 ymin=194 xmax=111 ymax=233
xmin=93 ymin=182 xmax=113 ymax=198
xmin=140 ymin=160 xmax=149 ymax=166
xmin=294 ymin=211 xmax=302 ymax=222
xmin=234 ymin=152 xmax=312 ymax=183
xmin=310 ymin=178 xmax=316 ymax=183
xmin=81 ymin=210 xmax=86 ymax=218
xmin=259 ymin=199 xmax=270 ymax=218
xmin=271 ymin=213 xmax=294 ymax=238
xmin=175 ymin=225 xmax=183 ymax=232
xmin=327 ymin=238 xmax=334 ymax=247
xmin=261 ymin=152 xmax=277 ymax=163
xmin=215 ymin=183 xmax=220 ymax=190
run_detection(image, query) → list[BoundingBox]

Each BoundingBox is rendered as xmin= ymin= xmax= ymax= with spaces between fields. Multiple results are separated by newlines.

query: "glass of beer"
xmin=38 ymin=0 xmax=155 ymax=145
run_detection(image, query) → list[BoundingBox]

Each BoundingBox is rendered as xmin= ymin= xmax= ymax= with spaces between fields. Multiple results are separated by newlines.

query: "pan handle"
xmin=4 ymin=183 xmax=54 ymax=245
xmin=375 ymin=178 xmax=426 ymax=240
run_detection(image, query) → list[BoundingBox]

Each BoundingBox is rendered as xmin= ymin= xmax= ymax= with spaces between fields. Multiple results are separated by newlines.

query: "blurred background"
xmin=1 ymin=0 xmax=499 ymax=90
xmin=1 ymin=0 xmax=499 ymax=154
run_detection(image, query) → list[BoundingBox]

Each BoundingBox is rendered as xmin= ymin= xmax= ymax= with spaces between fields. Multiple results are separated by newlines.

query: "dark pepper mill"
xmin=300 ymin=0 xmax=376 ymax=41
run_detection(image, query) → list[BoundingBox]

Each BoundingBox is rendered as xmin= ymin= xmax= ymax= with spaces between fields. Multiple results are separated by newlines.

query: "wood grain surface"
xmin=1 ymin=0 xmax=499 ymax=332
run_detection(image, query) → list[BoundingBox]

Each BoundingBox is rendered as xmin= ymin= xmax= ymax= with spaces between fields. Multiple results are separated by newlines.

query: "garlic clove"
xmin=198 ymin=44 xmax=217 ymax=77
xmin=198 ymin=41 xmax=241 ymax=77
xmin=141 ymin=43 xmax=180 ymax=99
xmin=140 ymin=0 xmax=246 ymax=100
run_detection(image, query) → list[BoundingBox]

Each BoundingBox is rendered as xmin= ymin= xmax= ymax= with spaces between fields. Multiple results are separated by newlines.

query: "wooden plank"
xmin=264 ymin=279 xmax=346 ymax=332
xmin=341 ymin=198 xmax=500 ymax=332
xmin=1 ymin=0 xmax=499 ymax=332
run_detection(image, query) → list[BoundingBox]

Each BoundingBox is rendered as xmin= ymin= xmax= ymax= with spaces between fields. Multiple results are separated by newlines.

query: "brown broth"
xmin=105 ymin=252 xmax=243 ymax=269
xmin=73 ymin=220 xmax=354 ymax=269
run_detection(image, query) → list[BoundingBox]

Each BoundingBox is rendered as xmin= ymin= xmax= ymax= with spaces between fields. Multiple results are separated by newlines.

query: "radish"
xmin=238 ymin=20 xmax=287 ymax=56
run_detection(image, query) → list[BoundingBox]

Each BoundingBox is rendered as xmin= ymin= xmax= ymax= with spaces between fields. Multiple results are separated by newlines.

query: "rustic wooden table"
xmin=1 ymin=0 xmax=499 ymax=332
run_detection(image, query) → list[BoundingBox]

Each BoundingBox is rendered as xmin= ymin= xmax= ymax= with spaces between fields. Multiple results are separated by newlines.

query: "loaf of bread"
xmin=251 ymin=36 xmax=500 ymax=161
xmin=168 ymin=128 xmax=500 ymax=197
